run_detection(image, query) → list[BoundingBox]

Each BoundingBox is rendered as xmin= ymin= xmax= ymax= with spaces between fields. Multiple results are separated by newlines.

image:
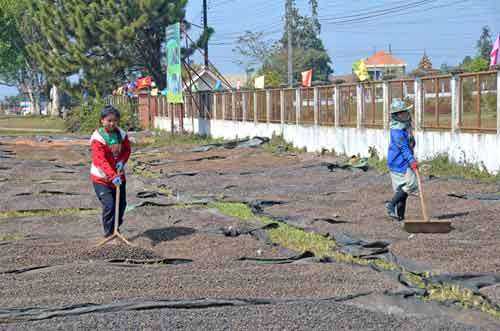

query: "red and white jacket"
xmin=90 ymin=127 xmax=131 ymax=186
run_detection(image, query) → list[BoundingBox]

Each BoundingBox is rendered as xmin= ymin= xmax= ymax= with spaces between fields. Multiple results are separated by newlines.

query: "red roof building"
xmin=365 ymin=51 xmax=406 ymax=80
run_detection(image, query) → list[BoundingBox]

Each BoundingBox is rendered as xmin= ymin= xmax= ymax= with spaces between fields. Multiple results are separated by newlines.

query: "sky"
xmin=1 ymin=0 xmax=499 ymax=98
xmin=186 ymin=0 xmax=500 ymax=75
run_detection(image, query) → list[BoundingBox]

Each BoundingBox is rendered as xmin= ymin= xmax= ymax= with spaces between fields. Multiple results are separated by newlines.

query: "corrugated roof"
xmin=365 ymin=51 xmax=404 ymax=66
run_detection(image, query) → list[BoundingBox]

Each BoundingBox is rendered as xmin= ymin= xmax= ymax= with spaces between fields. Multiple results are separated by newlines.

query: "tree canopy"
xmin=0 ymin=0 xmax=46 ymax=114
xmin=28 ymin=0 xmax=209 ymax=96
xmin=460 ymin=26 xmax=493 ymax=72
xmin=233 ymin=0 xmax=332 ymax=87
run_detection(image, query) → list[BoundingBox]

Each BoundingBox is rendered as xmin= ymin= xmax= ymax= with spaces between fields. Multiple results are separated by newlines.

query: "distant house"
xmin=365 ymin=51 xmax=406 ymax=80
xmin=183 ymin=68 xmax=231 ymax=92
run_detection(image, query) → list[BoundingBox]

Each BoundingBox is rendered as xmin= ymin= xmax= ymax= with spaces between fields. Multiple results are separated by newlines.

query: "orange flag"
xmin=136 ymin=76 xmax=153 ymax=90
xmin=302 ymin=69 xmax=312 ymax=87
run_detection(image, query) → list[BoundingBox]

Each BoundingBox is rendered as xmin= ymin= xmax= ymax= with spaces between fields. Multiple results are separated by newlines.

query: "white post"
xmin=242 ymin=92 xmax=247 ymax=122
xmin=253 ymin=91 xmax=258 ymax=124
xmin=213 ymin=94 xmax=217 ymax=120
xmin=266 ymin=90 xmax=271 ymax=124
xmin=222 ymin=93 xmax=226 ymax=120
xmin=334 ymin=86 xmax=340 ymax=128
xmin=414 ymin=78 xmax=423 ymax=131
xmin=313 ymin=87 xmax=319 ymax=127
xmin=356 ymin=84 xmax=363 ymax=129
xmin=232 ymin=91 xmax=236 ymax=120
xmin=295 ymin=88 xmax=301 ymax=125
xmin=451 ymin=75 xmax=460 ymax=134
xmin=280 ymin=89 xmax=285 ymax=126
xmin=383 ymin=81 xmax=390 ymax=130
xmin=497 ymin=71 xmax=500 ymax=136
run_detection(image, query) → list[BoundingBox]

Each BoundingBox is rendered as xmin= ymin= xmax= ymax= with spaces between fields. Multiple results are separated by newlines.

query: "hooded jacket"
xmin=387 ymin=119 xmax=415 ymax=174
xmin=90 ymin=127 xmax=131 ymax=186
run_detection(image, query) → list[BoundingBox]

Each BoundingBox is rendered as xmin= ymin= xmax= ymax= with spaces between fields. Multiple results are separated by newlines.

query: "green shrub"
xmin=65 ymin=96 xmax=139 ymax=133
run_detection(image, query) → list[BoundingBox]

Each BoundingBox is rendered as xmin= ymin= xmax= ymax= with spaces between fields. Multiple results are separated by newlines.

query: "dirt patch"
xmin=80 ymin=244 xmax=163 ymax=261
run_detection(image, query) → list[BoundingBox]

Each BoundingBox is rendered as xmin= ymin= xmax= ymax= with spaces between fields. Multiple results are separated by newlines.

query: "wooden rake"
xmin=96 ymin=175 xmax=134 ymax=247
xmin=403 ymin=169 xmax=452 ymax=234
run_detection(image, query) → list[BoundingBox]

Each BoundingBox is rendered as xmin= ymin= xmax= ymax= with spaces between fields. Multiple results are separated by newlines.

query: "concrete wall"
xmin=154 ymin=116 xmax=500 ymax=173
xmin=153 ymin=71 xmax=500 ymax=173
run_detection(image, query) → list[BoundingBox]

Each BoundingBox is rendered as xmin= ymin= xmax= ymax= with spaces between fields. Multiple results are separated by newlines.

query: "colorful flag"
xmin=353 ymin=60 xmax=369 ymax=82
xmin=136 ymin=76 xmax=152 ymax=90
xmin=490 ymin=33 xmax=500 ymax=66
xmin=254 ymin=75 xmax=265 ymax=89
xmin=116 ymin=86 xmax=124 ymax=95
xmin=160 ymin=88 xmax=168 ymax=96
xmin=301 ymin=69 xmax=313 ymax=87
xmin=236 ymin=81 xmax=241 ymax=90
xmin=127 ymin=81 xmax=137 ymax=91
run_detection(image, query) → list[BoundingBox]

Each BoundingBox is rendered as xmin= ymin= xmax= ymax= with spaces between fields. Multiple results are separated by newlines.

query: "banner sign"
xmin=166 ymin=23 xmax=183 ymax=103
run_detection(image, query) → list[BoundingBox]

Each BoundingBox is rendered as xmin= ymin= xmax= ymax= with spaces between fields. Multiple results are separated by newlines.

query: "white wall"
xmin=153 ymin=71 xmax=500 ymax=173
xmin=154 ymin=116 xmax=500 ymax=173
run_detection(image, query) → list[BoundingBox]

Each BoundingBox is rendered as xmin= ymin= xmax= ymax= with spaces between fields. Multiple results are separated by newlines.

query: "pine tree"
xmin=28 ymin=0 xmax=206 ymax=96
xmin=476 ymin=26 xmax=493 ymax=61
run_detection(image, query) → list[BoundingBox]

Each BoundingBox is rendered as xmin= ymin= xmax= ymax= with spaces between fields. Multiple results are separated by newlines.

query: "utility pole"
xmin=286 ymin=0 xmax=293 ymax=87
xmin=203 ymin=0 xmax=209 ymax=68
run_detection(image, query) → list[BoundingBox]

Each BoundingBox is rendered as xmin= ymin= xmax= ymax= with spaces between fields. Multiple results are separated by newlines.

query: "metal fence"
xmin=460 ymin=71 xmax=497 ymax=132
xmin=108 ymin=70 xmax=500 ymax=133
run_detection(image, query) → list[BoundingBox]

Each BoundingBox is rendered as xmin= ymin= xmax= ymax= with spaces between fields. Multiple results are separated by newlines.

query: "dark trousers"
xmin=93 ymin=182 xmax=127 ymax=237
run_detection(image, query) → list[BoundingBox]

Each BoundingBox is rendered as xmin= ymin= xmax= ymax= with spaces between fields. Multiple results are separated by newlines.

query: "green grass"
xmin=0 ymin=115 xmax=65 ymax=131
xmin=134 ymin=131 xmax=224 ymax=148
xmin=0 ymin=208 xmax=99 ymax=219
xmin=129 ymin=159 xmax=160 ymax=179
xmin=262 ymin=133 xmax=306 ymax=154
xmin=368 ymin=147 xmax=500 ymax=182
xmin=0 ymin=233 xmax=24 ymax=241
xmin=421 ymin=154 xmax=500 ymax=181
xmin=206 ymin=201 xmax=500 ymax=320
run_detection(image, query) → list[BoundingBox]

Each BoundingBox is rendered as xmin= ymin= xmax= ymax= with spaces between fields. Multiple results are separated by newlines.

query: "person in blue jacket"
xmin=386 ymin=100 xmax=418 ymax=221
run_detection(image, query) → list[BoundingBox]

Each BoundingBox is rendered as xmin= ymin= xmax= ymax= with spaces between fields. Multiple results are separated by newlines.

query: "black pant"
xmin=93 ymin=182 xmax=127 ymax=237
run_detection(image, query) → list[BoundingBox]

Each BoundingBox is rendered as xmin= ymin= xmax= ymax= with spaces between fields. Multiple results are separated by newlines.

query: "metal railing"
xmin=459 ymin=71 xmax=497 ymax=132
xmin=318 ymin=86 xmax=335 ymax=126
xmin=362 ymin=82 xmax=384 ymax=128
xmin=108 ymin=70 xmax=500 ymax=134
xmin=421 ymin=75 xmax=452 ymax=129
xmin=338 ymin=84 xmax=357 ymax=127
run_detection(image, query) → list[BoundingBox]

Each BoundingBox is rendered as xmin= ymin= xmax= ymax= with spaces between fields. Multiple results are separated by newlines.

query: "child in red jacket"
xmin=90 ymin=106 xmax=131 ymax=238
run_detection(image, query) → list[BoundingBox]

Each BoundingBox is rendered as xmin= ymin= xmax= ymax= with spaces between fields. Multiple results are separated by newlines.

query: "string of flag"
xmin=113 ymin=76 xmax=166 ymax=97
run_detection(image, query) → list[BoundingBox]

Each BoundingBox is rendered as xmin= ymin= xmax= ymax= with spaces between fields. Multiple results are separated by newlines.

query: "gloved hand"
xmin=112 ymin=176 xmax=122 ymax=186
xmin=116 ymin=162 xmax=124 ymax=170
xmin=410 ymin=160 xmax=418 ymax=171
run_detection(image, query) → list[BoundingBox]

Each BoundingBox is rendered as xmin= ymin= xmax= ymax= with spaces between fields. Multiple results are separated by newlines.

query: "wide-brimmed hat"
xmin=390 ymin=100 xmax=413 ymax=114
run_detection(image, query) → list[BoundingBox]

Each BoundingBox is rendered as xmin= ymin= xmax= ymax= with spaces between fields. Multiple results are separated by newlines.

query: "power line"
xmin=319 ymin=0 xmax=431 ymax=21
xmin=320 ymin=0 xmax=470 ymax=26
xmin=320 ymin=0 xmax=434 ymax=25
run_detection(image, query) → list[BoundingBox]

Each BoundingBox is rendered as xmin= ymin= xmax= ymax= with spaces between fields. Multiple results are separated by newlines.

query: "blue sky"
xmin=1 ymin=0 xmax=498 ymax=98
xmin=187 ymin=0 xmax=500 ymax=74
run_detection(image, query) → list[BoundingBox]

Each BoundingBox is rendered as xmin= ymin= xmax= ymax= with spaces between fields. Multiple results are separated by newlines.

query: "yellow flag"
xmin=353 ymin=60 xmax=369 ymax=81
xmin=254 ymin=75 xmax=265 ymax=89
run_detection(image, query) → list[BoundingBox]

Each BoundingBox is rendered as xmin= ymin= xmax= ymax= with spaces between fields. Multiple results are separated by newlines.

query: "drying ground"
xmin=0 ymin=133 xmax=499 ymax=330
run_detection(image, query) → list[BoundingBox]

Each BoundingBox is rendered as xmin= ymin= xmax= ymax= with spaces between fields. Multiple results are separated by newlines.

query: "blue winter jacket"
xmin=387 ymin=128 xmax=415 ymax=174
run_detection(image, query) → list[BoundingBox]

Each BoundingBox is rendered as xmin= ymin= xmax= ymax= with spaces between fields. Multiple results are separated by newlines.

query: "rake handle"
xmin=415 ymin=168 xmax=430 ymax=223
xmin=114 ymin=169 xmax=122 ymax=235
